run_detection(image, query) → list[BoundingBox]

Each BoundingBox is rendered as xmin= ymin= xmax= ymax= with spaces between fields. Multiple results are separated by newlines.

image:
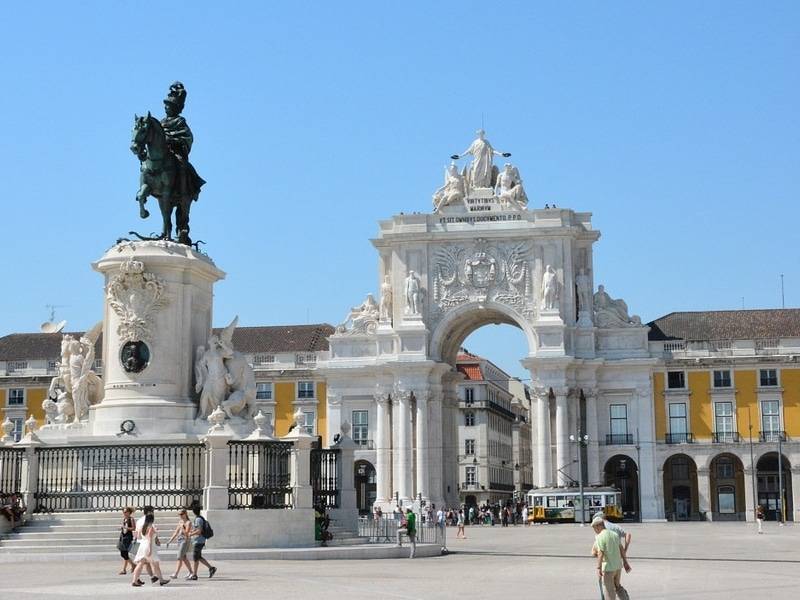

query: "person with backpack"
xmin=188 ymin=503 xmax=217 ymax=580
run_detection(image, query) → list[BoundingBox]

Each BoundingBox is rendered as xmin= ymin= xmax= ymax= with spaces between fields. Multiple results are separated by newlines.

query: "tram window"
xmin=605 ymin=495 xmax=614 ymax=505
xmin=591 ymin=495 xmax=601 ymax=507
xmin=534 ymin=497 xmax=543 ymax=507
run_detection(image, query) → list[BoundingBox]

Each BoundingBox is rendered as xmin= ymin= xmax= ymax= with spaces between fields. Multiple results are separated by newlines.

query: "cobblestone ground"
xmin=2 ymin=521 xmax=798 ymax=599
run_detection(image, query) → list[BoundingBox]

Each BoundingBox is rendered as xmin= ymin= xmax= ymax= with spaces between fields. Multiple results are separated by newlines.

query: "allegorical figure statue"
xmin=405 ymin=270 xmax=423 ymax=316
xmin=131 ymin=82 xmax=206 ymax=245
xmin=575 ymin=268 xmax=592 ymax=313
xmin=451 ymin=129 xmax=510 ymax=188
xmin=379 ymin=275 xmax=393 ymax=322
xmin=494 ymin=163 xmax=528 ymax=210
xmin=432 ymin=163 xmax=467 ymax=211
xmin=593 ymin=285 xmax=641 ymax=327
xmin=336 ymin=293 xmax=380 ymax=335
xmin=541 ymin=265 xmax=560 ymax=311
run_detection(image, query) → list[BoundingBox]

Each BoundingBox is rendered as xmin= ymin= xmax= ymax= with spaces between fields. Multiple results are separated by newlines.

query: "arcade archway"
xmin=709 ymin=453 xmax=745 ymax=521
xmin=355 ymin=460 xmax=376 ymax=515
xmin=663 ymin=454 xmax=698 ymax=520
xmin=604 ymin=455 xmax=639 ymax=521
xmin=757 ymin=453 xmax=792 ymax=521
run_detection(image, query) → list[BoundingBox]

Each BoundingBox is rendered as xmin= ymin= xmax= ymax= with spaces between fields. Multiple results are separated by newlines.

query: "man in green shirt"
xmin=405 ymin=509 xmax=417 ymax=559
xmin=592 ymin=516 xmax=630 ymax=600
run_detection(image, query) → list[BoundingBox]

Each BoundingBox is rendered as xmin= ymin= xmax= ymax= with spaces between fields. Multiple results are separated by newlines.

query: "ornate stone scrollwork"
xmin=107 ymin=257 xmax=168 ymax=344
xmin=336 ymin=293 xmax=379 ymax=335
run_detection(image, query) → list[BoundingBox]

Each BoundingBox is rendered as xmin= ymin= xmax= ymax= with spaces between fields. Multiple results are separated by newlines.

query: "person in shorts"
xmin=188 ymin=503 xmax=217 ymax=580
xmin=166 ymin=508 xmax=193 ymax=579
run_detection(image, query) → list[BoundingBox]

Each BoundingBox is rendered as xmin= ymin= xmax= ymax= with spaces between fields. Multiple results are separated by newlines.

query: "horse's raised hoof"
xmin=139 ymin=208 xmax=150 ymax=219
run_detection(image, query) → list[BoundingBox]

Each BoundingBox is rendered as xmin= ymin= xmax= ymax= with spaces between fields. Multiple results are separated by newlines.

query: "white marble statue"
xmin=379 ymin=275 xmax=393 ymax=322
xmin=452 ymin=129 xmax=510 ymax=188
xmin=494 ymin=163 xmax=528 ymax=210
xmin=195 ymin=316 xmax=257 ymax=420
xmin=404 ymin=270 xmax=423 ymax=316
xmin=575 ymin=268 xmax=592 ymax=313
xmin=432 ymin=163 xmax=467 ymax=211
xmin=541 ymin=265 xmax=560 ymax=311
xmin=594 ymin=285 xmax=640 ymax=327
xmin=337 ymin=293 xmax=380 ymax=334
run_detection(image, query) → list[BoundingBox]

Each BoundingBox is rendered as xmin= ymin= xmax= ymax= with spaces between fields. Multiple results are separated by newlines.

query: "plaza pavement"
xmin=1 ymin=521 xmax=798 ymax=599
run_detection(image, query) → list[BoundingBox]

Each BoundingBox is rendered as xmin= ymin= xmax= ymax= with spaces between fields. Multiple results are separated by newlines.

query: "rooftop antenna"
xmin=781 ymin=274 xmax=785 ymax=308
xmin=41 ymin=304 xmax=67 ymax=334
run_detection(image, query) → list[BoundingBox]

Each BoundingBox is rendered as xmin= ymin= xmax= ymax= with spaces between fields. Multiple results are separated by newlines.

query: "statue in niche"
xmin=379 ymin=275 xmax=393 ymax=323
xmin=541 ymin=265 xmax=560 ymax=310
xmin=336 ymin=293 xmax=380 ymax=334
xmin=593 ymin=285 xmax=640 ymax=327
xmin=575 ymin=268 xmax=592 ymax=312
xmin=494 ymin=163 xmax=528 ymax=210
xmin=451 ymin=129 xmax=510 ymax=189
xmin=432 ymin=163 xmax=467 ymax=211
xmin=194 ymin=316 xmax=257 ymax=420
xmin=404 ymin=270 xmax=423 ymax=316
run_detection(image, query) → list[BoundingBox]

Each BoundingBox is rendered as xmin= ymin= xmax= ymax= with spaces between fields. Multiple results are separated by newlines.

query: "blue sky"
xmin=1 ymin=2 xmax=797 ymax=380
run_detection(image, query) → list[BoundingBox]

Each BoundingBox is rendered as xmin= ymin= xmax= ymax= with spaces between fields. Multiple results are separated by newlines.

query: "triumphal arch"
xmin=321 ymin=131 xmax=661 ymax=519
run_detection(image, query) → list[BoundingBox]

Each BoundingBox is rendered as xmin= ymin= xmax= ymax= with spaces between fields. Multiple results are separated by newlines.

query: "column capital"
xmin=553 ymin=386 xmax=570 ymax=399
xmin=583 ymin=387 xmax=600 ymax=400
xmin=414 ymin=389 xmax=431 ymax=404
xmin=374 ymin=391 xmax=391 ymax=405
xmin=328 ymin=391 xmax=342 ymax=406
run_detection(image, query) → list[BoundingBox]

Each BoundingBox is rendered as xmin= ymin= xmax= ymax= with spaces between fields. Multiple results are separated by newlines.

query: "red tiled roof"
xmin=457 ymin=364 xmax=483 ymax=381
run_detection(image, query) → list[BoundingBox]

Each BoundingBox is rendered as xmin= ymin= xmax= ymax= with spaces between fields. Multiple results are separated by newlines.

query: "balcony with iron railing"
xmin=605 ymin=434 xmax=634 ymax=445
xmin=712 ymin=432 xmax=741 ymax=443
xmin=759 ymin=431 xmax=788 ymax=442
xmin=353 ymin=439 xmax=375 ymax=450
xmin=665 ymin=433 xmax=694 ymax=444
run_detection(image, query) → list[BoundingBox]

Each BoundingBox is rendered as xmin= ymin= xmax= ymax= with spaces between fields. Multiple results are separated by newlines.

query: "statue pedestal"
xmin=89 ymin=241 xmax=226 ymax=437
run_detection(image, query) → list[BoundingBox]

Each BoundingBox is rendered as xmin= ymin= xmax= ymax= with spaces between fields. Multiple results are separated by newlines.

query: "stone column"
xmin=17 ymin=433 xmax=42 ymax=518
xmin=555 ymin=388 xmax=569 ymax=486
xmin=374 ymin=390 xmax=392 ymax=504
xmin=585 ymin=389 xmax=601 ymax=485
xmin=415 ymin=390 xmax=430 ymax=502
xmin=396 ymin=388 xmax=413 ymax=502
xmin=283 ymin=409 xmax=315 ymax=510
xmin=743 ymin=467 xmax=756 ymax=522
xmin=636 ymin=389 xmax=662 ymax=520
xmin=202 ymin=410 xmax=234 ymax=511
xmin=427 ymin=383 xmax=444 ymax=508
xmin=391 ymin=394 xmax=400 ymax=502
xmin=697 ymin=467 xmax=711 ymax=521
xmin=330 ymin=422 xmax=359 ymax=532
xmin=535 ymin=388 xmax=552 ymax=487
xmin=326 ymin=391 xmax=342 ymax=446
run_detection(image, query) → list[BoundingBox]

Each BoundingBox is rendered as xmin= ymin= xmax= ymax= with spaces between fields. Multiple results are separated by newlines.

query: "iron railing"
xmin=358 ymin=515 xmax=443 ymax=545
xmin=759 ymin=431 xmax=787 ymax=442
xmin=228 ymin=440 xmax=293 ymax=509
xmin=712 ymin=432 xmax=741 ymax=443
xmin=0 ymin=447 xmax=24 ymax=505
xmin=665 ymin=433 xmax=694 ymax=444
xmin=605 ymin=434 xmax=634 ymax=445
xmin=310 ymin=448 xmax=340 ymax=509
xmin=34 ymin=444 xmax=204 ymax=513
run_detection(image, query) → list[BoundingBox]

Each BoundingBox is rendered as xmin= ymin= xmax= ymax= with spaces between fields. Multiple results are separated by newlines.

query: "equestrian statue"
xmin=130 ymin=82 xmax=205 ymax=245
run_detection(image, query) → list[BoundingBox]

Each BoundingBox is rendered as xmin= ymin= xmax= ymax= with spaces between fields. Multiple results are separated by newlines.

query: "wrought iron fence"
xmin=310 ymin=448 xmax=340 ymax=509
xmin=357 ymin=515 xmax=443 ymax=545
xmin=34 ymin=444 xmax=204 ymax=513
xmin=0 ymin=447 xmax=24 ymax=504
xmin=228 ymin=440 xmax=293 ymax=509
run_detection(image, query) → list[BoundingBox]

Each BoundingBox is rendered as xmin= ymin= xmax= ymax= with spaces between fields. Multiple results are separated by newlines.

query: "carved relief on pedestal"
xmin=107 ymin=257 xmax=169 ymax=344
xmin=431 ymin=238 xmax=532 ymax=324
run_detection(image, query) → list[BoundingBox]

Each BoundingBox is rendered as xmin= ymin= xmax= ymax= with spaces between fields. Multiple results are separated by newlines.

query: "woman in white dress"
xmin=131 ymin=514 xmax=169 ymax=586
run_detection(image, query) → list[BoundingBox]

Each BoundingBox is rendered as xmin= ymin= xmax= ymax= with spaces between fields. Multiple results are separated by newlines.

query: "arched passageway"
xmin=663 ymin=454 xmax=698 ymax=520
xmin=709 ymin=453 xmax=745 ymax=521
xmin=756 ymin=453 xmax=792 ymax=521
xmin=354 ymin=460 xmax=376 ymax=515
xmin=604 ymin=455 xmax=639 ymax=521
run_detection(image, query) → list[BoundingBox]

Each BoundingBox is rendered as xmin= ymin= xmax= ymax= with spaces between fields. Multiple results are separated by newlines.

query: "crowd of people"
xmin=117 ymin=502 xmax=217 ymax=587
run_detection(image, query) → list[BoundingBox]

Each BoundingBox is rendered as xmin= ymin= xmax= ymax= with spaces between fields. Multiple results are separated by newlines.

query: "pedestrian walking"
xmin=187 ymin=503 xmax=217 ymax=580
xmin=117 ymin=507 xmax=135 ymax=575
xmin=131 ymin=514 xmax=169 ymax=587
xmin=405 ymin=508 xmax=417 ymax=559
xmin=166 ymin=508 xmax=193 ymax=579
xmin=522 ymin=504 xmax=529 ymax=526
xmin=592 ymin=516 xmax=631 ymax=600
xmin=756 ymin=504 xmax=765 ymax=534
xmin=592 ymin=510 xmax=633 ymax=553
xmin=456 ymin=509 xmax=466 ymax=539
xmin=436 ymin=505 xmax=448 ymax=552
xmin=133 ymin=506 xmax=157 ymax=584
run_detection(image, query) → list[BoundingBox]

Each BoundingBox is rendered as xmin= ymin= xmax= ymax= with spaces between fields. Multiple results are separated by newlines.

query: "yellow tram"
xmin=526 ymin=487 xmax=623 ymax=523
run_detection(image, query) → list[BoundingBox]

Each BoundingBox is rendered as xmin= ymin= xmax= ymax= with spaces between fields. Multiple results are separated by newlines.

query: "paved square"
xmin=1 ymin=523 xmax=798 ymax=599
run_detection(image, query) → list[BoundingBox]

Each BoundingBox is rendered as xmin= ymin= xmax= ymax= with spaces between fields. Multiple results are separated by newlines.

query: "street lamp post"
xmin=570 ymin=433 xmax=589 ymax=525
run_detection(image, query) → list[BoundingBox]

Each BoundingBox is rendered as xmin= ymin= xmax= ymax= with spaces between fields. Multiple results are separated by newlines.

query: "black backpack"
xmin=200 ymin=516 xmax=214 ymax=539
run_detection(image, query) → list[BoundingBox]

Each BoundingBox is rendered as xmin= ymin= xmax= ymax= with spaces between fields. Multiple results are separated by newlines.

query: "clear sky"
xmin=1 ymin=2 xmax=797 ymax=380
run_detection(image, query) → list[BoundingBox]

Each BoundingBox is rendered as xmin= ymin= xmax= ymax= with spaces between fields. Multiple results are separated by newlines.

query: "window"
xmin=714 ymin=402 xmax=734 ymax=438
xmin=761 ymin=400 xmax=780 ymax=437
xmin=671 ymin=455 xmax=690 ymax=480
xmin=256 ymin=382 xmax=273 ymax=400
xmin=352 ymin=410 xmax=368 ymax=446
xmin=11 ymin=417 xmax=24 ymax=442
xmin=717 ymin=485 xmax=736 ymax=514
xmin=253 ymin=354 xmax=275 ymax=366
xmin=7 ymin=361 xmax=27 ymax=373
xmin=465 ymin=466 xmax=477 ymax=485
xmin=298 ymin=381 xmax=315 ymax=399
xmin=295 ymin=353 xmax=316 ymax=367
xmin=609 ymin=404 xmax=628 ymax=436
xmin=302 ymin=411 xmax=315 ymax=435
xmin=667 ymin=371 xmax=685 ymax=389
xmin=760 ymin=369 xmax=778 ymax=387
xmin=465 ymin=439 xmax=475 ymax=455
xmin=716 ymin=457 xmax=735 ymax=479
xmin=8 ymin=388 xmax=24 ymax=406
xmin=465 ymin=411 xmax=475 ymax=427
xmin=47 ymin=360 xmax=58 ymax=372
xmin=464 ymin=387 xmax=475 ymax=403
xmin=713 ymin=370 xmax=731 ymax=388
xmin=669 ymin=403 xmax=687 ymax=434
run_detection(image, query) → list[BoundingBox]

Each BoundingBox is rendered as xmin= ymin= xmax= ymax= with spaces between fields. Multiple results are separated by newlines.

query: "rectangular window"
xmin=465 ymin=387 xmax=475 ymax=403
xmin=47 ymin=360 xmax=58 ymax=372
xmin=8 ymin=388 xmax=24 ymax=406
xmin=465 ymin=439 xmax=475 ymax=455
xmin=717 ymin=459 xmax=735 ymax=479
xmin=302 ymin=411 xmax=315 ymax=435
xmin=667 ymin=371 xmax=685 ymax=389
xmin=761 ymin=400 xmax=780 ymax=438
xmin=253 ymin=354 xmax=275 ymax=366
xmin=7 ymin=361 xmax=27 ymax=373
xmin=609 ymin=404 xmax=628 ymax=437
xmin=465 ymin=466 xmax=476 ymax=485
xmin=669 ymin=403 xmax=687 ymax=435
xmin=352 ymin=410 xmax=369 ymax=446
xmin=11 ymin=417 xmax=24 ymax=442
xmin=465 ymin=411 xmax=475 ymax=427
xmin=713 ymin=370 xmax=731 ymax=388
xmin=256 ymin=382 xmax=273 ymax=400
xmin=298 ymin=381 xmax=315 ymax=399
xmin=714 ymin=402 xmax=734 ymax=437
xmin=717 ymin=486 xmax=736 ymax=514
xmin=760 ymin=369 xmax=778 ymax=387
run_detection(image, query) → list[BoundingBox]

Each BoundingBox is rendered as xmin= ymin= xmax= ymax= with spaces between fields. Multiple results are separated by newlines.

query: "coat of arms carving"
xmin=107 ymin=258 xmax=169 ymax=343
